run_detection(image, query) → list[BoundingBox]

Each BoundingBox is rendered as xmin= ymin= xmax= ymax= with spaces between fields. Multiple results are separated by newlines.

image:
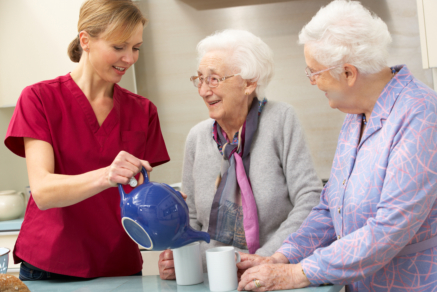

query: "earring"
xmin=245 ymin=92 xmax=249 ymax=95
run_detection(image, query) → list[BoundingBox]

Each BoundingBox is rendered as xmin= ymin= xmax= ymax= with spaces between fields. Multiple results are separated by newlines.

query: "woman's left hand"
xmin=237 ymin=253 xmax=277 ymax=280
xmin=238 ymin=262 xmax=310 ymax=291
xmin=179 ymin=191 xmax=187 ymax=201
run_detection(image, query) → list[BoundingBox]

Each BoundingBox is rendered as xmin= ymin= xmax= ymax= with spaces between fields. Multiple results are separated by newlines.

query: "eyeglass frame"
xmin=305 ymin=66 xmax=339 ymax=82
xmin=190 ymin=73 xmax=241 ymax=88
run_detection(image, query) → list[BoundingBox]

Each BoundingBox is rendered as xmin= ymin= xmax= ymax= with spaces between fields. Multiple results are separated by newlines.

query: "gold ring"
xmin=254 ymin=279 xmax=261 ymax=288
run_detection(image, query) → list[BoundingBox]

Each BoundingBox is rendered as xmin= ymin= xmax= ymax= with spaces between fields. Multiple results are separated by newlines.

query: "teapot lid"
xmin=0 ymin=190 xmax=17 ymax=195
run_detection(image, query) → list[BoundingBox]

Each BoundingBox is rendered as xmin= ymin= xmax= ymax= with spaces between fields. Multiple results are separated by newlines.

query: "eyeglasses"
xmin=305 ymin=66 xmax=338 ymax=82
xmin=190 ymin=73 xmax=240 ymax=88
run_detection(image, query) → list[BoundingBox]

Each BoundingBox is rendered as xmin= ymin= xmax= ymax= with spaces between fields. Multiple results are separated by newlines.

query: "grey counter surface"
xmin=0 ymin=218 xmax=23 ymax=231
xmin=25 ymin=274 xmax=343 ymax=292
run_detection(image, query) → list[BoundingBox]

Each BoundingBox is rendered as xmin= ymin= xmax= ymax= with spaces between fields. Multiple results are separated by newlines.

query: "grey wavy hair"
xmin=196 ymin=29 xmax=274 ymax=98
xmin=299 ymin=0 xmax=392 ymax=79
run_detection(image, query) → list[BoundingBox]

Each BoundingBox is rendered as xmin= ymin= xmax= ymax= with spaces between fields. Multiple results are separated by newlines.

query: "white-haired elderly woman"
xmin=237 ymin=1 xmax=437 ymax=291
xmin=158 ymin=29 xmax=323 ymax=279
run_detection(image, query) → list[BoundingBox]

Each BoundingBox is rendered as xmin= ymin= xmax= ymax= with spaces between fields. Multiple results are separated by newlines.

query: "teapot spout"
xmin=172 ymin=226 xmax=210 ymax=249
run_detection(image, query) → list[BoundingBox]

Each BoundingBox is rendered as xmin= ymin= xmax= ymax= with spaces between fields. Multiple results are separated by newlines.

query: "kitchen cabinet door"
xmin=417 ymin=0 xmax=437 ymax=68
xmin=417 ymin=0 xmax=437 ymax=91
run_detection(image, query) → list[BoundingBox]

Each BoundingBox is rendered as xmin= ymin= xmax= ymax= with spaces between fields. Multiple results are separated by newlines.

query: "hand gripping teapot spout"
xmin=117 ymin=166 xmax=210 ymax=251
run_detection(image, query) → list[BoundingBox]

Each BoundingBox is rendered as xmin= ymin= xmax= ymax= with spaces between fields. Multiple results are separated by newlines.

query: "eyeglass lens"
xmin=305 ymin=67 xmax=315 ymax=82
xmin=193 ymin=76 xmax=220 ymax=88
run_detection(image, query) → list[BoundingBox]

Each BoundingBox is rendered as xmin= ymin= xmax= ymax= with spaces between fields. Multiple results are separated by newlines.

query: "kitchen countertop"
xmin=0 ymin=218 xmax=23 ymax=232
xmin=25 ymin=274 xmax=343 ymax=292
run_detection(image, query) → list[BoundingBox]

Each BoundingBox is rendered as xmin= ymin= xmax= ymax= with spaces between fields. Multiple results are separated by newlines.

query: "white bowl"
xmin=0 ymin=247 xmax=10 ymax=274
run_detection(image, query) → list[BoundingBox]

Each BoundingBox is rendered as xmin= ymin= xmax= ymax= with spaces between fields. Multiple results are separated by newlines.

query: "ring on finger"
xmin=129 ymin=177 xmax=138 ymax=187
xmin=254 ymin=279 xmax=261 ymax=288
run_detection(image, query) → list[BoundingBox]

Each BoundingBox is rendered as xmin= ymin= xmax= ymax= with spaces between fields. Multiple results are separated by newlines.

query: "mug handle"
xmin=235 ymin=251 xmax=241 ymax=263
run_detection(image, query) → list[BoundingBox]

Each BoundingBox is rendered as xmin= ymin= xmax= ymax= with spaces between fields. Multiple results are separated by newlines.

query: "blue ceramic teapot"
xmin=118 ymin=167 xmax=210 ymax=250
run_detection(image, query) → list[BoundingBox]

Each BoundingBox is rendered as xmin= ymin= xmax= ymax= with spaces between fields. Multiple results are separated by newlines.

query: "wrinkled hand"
xmin=237 ymin=253 xmax=277 ymax=280
xmin=105 ymin=151 xmax=152 ymax=187
xmin=158 ymin=249 xmax=176 ymax=280
xmin=238 ymin=262 xmax=310 ymax=291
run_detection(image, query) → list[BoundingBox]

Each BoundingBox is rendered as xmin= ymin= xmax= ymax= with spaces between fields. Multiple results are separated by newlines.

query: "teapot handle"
xmin=117 ymin=166 xmax=149 ymax=200
xmin=140 ymin=166 xmax=149 ymax=184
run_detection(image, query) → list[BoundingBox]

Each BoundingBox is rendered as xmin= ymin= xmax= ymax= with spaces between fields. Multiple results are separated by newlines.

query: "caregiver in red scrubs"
xmin=4 ymin=0 xmax=169 ymax=280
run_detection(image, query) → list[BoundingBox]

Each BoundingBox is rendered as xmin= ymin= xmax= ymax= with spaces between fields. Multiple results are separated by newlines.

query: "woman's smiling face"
xmin=197 ymin=50 xmax=249 ymax=124
xmin=87 ymin=23 xmax=143 ymax=84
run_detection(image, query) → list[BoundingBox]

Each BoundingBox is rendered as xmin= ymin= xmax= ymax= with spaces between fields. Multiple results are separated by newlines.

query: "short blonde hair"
xmin=68 ymin=0 xmax=147 ymax=62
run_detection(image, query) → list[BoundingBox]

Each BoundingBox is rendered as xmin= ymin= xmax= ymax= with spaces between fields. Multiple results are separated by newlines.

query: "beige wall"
xmin=0 ymin=108 xmax=28 ymax=193
xmin=135 ymin=0 xmax=434 ymax=184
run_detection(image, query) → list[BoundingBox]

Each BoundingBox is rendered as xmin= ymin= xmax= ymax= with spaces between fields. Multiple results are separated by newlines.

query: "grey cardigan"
xmin=182 ymin=101 xmax=323 ymax=269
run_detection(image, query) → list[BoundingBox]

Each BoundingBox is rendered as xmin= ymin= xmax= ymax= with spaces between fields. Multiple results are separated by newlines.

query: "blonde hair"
xmin=68 ymin=0 xmax=147 ymax=62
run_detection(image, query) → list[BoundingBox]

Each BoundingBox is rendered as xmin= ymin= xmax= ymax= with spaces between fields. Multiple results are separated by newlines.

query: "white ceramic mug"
xmin=206 ymin=246 xmax=241 ymax=292
xmin=171 ymin=241 xmax=203 ymax=286
xmin=0 ymin=248 xmax=10 ymax=274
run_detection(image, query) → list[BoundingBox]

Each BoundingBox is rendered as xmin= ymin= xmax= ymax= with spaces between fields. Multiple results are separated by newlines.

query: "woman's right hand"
xmin=104 ymin=151 xmax=152 ymax=187
xmin=159 ymin=249 xmax=176 ymax=280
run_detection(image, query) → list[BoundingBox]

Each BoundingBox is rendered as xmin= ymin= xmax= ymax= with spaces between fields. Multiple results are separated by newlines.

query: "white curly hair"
xmin=196 ymin=29 xmax=274 ymax=98
xmin=299 ymin=0 xmax=392 ymax=79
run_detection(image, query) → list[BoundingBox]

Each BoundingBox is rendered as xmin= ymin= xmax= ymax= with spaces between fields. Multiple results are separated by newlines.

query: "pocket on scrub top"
xmin=122 ymin=131 xmax=146 ymax=158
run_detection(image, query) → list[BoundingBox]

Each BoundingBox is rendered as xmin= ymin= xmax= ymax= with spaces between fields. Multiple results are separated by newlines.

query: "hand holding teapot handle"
xmin=105 ymin=151 xmax=152 ymax=187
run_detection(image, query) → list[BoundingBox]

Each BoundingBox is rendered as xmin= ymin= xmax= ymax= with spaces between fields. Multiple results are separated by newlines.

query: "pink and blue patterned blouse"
xmin=277 ymin=65 xmax=437 ymax=291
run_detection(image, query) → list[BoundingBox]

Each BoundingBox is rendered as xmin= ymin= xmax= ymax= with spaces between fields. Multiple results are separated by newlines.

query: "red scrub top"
xmin=4 ymin=73 xmax=170 ymax=278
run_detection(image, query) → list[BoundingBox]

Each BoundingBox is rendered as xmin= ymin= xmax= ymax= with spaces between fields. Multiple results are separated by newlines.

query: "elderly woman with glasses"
xmin=237 ymin=1 xmax=437 ymax=291
xmin=157 ymin=29 xmax=323 ymax=279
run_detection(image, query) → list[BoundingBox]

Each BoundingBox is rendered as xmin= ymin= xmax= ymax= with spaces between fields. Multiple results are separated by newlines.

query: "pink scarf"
xmin=208 ymin=97 xmax=267 ymax=253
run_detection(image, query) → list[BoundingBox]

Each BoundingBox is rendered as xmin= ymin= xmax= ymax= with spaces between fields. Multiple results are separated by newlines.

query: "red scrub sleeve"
xmin=143 ymin=102 xmax=170 ymax=167
xmin=4 ymin=86 xmax=52 ymax=158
